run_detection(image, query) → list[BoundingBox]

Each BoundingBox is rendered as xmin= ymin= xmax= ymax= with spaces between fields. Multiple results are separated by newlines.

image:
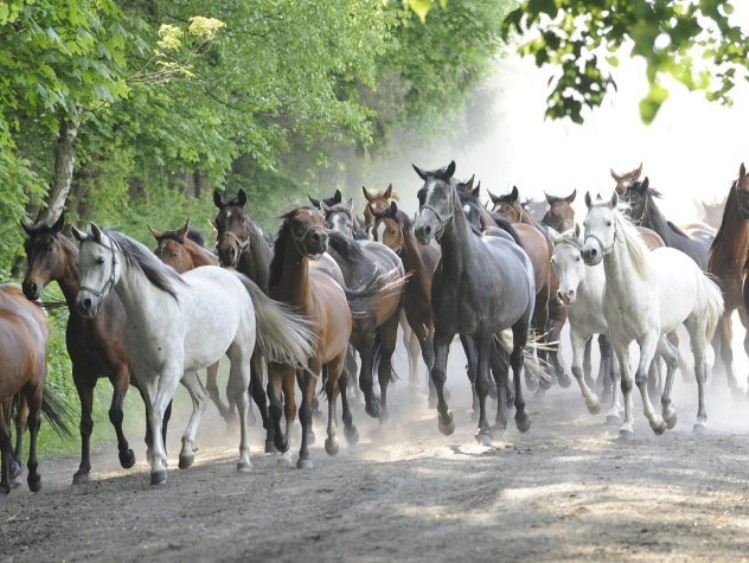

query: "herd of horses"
xmin=1 ymin=159 xmax=745 ymax=497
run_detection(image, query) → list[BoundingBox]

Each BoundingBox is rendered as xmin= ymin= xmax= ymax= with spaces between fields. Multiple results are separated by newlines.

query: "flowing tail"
xmin=344 ymin=268 xmax=408 ymax=318
xmin=703 ymin=275 xmax=724 ymax=341
xmin=40 ymin=387 xmax=74 ymax=438
xmin=496 ymin=330 xmax=553 ymax=387
xmin=235 ymin=274 xmax=317 ymax=369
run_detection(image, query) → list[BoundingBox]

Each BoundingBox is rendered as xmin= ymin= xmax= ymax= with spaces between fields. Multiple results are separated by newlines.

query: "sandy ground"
xmin=3 ymin=339 xmax=749 ymax=562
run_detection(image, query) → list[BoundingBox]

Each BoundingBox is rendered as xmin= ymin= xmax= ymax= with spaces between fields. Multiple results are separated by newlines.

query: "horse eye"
xmin=389 ymin=229 xmax=396 ymax=235
xmin=606 ymin=221 xmax=612 ymax=227
xmin=95 ymin=257 xmax=105 ymax=265
xmin=575 ymin=256 xmax=581 ymax=262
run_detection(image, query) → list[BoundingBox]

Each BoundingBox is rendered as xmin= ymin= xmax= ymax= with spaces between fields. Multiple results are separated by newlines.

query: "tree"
xmin=502 ymin=0 xmax=749 ymax=123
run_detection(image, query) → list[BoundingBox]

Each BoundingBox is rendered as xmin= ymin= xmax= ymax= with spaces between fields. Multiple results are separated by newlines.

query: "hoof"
xmin=325 ymin=437 xmax=340 ymax=456
xmin=693 ymin=421 xmax=707 ymax=434
xmin=365 ymin=400 xmax=381 ymax=419
xmin=72 ymin=472 xmax=90 ymax=486
xmin=9 ymin=460 xmax=23 ymax=480
xmin=650 ymin=416 xmax=667 ymax=435
xmin=265 ymin=439 xmax=277 ymax=454
xmin=297 ymin=458 xmax=314 ymax=470
xmin=558 ymin=373 xmax=572 ymax=389
xmin=438 ymin=413 xmax=455 ymax=436
xmin=274 ymin=437 xmax=289 ymax=454
xmin=515 ymin=411 xmax=531 ymax=433
xmin=344 ymin=425 xmax=360 ymax=446
xmin=237 ymin=460 xmax=253 ymax=473
xmin=27 ymin=475 xmax=42 ymax=493
xmin=475 ymin=432 xmax=492 ymax=446
xmin=664 ymin=410 xmax=678 ymax=430
xmin=618 ymin=428 xmax=634 ymax=441
xmin=178 ymin=454 xmax=195 ymax=470
xmin=605 ymin=415 xmax=621 ymax=427
xmin=150 ymin=470 xmax=168 ymax=486
xmin=276 ymin=451 xmax=293 ymax=468
xmin=586 ymin=398 xmax=601 ymax=415
xmin=119 ymin=449 xmax=136 ymax=469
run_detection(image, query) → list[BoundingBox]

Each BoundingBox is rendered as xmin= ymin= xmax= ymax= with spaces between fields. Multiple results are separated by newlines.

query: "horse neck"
xmin=114 ymin=251 xmax=170 ymax=331
xmin=517 ymin=204 xmax=536 ymax=226
xmin=711 ymin=184 xmax=749 ymax=262
xmin=238 ymin=222 xmax=272 ymax=291
xmin=439 ymin=192 xmax=476 ymax=275
xmin=400 ymin=222 xmax=427 ymax=278
xmin=275 ymin=236 xmax=311 ymax=307
xmin=601 ymin=223 xmax=647 ymax=303
xmin=642 ymin=195 xmax=673 ymax=239
xmin=185 ymin=241 xmax=216 ymax=268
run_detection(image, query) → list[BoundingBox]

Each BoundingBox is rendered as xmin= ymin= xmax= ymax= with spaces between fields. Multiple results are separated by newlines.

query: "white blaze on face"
xmin=376 ymin=221 xmax=386 ymax=242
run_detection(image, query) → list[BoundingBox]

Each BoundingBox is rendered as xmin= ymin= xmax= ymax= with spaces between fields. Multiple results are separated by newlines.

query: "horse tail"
xmin=702 ymin=275 xmax=724 ymax=341
xmin=235 ymin=274 xmax=316 ymax=369
xmin=344 ymin=269 xmax=408 ymax=318
xmin=41 ymin=387 xmax=74 ymax=438
xmin=496 ymin=331 xmax=553 ymax=387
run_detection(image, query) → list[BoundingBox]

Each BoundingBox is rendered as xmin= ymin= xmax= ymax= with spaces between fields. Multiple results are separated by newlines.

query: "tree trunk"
xmin=37 ymin=112 xmax=81 ymax=225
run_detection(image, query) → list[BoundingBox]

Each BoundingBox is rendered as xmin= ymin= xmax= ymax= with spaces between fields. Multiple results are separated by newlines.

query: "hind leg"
xmin=24 ymin=386 xmax=43 ymax=493
xmin=337 ymin=360 xmax=359 ymax=445
xmin=72 ymin=369 xmax=95 ymax=485
xmin=432 ymin=330 xmax=456 ymax=435
xmin=226 ymin=345 xmax=253 ymax=472
xmin=249 ymin=354 xmax=275 ymax=453
xmin=489 ymin=339 xmax=509 ymax=434
xmin=716 ymin=313 xmax=739 ymax=393
xmin=656 ymin=336 xmax=679 ymax=430
xmin=267 ymin=363 xmax=293 ymax=457
xmin=531 ymin=287 xmax=549 ymax=393
xmin=685 ymin=315 xmax=709 ymax=432
xmin=357 ymin=346 xmax=380 ymax=419
xmin=297 ymin=361 xmax=321 ymax=469
xmin=547 ymin=295 xmax=570 ymax=388
xmin=109 ymin=364 xmax=135 ymax=470
xmin=473 ymin=333 xmax=494 ymax=444
xmin=178 ymin=370 xmax=208 ymax=469
xmin=325 ymin=354 xmax=348 ymax=456
xmin=0 ymin=401 xmax=12 ymax=498
xmin=460 ymin=335 xmax=480 ymax=417
xmin=377 ymin=315 xmax=399 ymax=422
xmin=583 ymin=336 xmax=594 ymax=389
xmin=205 ymin=360 xmax=233 ymax=423
xmin=634 ymin=331 xmax=667 ymax=435
xmin=511 ymin=322 xmax=532 ymax=433
xmin=10 ymin=394 xmax=27 ymax=485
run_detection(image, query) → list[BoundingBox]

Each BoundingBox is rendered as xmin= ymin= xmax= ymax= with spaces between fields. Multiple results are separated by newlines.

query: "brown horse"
xmin=148 ymin=220 xmax=235 ymax=423
xmin=709 ymin=164 xmax=749 ymax=393
xmin=542 ymin=189 xmax=577 ymax=233
xmin=362 ymin=183 xmax=398 ymax=238
xmin=268 ymin=207 xmax=356 ymax=468
xmin=488 ymin=185 xmax=570 ymax=389
xmin=611 ymin=162 xmax=643 ymax=195
xmin=21 ymin=216 xmax=166 ymax=485
xmin=0 ymin=284 xmax=49 ymax=497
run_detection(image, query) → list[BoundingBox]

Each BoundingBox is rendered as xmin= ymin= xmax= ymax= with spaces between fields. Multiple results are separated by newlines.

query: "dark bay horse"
xmin=488 ymin=185 xmax=570 ymax=389
xmin=21 ymin=216 xmax=166 ymax=485
xmin=413 ymin=161 xmax=536 ymax=442
xmin=149 ymin=220 xmax=237 ymax=424
xmin=541 ymin=190 xmax=577 ymax=233
xmin=363 ymin=184 xmax=399 ymax=239
xmin=321 ymin=202 xmax=406 ymax=419
xmin=268 ymin=207 xmax=358 ymax=468
xmin=711 ymin=164 xmax=749 ymax=392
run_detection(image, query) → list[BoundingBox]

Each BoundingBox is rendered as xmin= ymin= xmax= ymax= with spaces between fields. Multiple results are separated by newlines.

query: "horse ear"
xmin=741 ymin=163 xmax=746 ymax=178
xmin=213 ymin=190 xmax=224 ymax=209
xmin=51 ymin=213 xmax=65 ymax=233
xmin=511 ymin=186 xmax=519 ymax=202
xmin=383 ymin=184 xmax=393 ymax=199
xmin=544 ymin=191 xmax=554 ymax=204
xmin=635 ymin=162 xmax=643 ymax=178
xmin=178 ymin=219 xmax=190 ymax=239
xmin=609 ymin=191 xmax=618 ymax=209
xmin=320 ymin=200 xmax=330 ymax=213
xmin=584 ymin=191 xmax=593 ymax=209
xmin=390 ymin=201 xmax=398 ymax=216
xmin=463 ymin=174 xmax=475 ymax=192
xmin=566 ymin=189 xmax=577 ymax=203
xmin=548 ymin=228 xmax=563 ymax=244
xmin=362 ymin=186 xmax=375 ymax=201
xmin=641 ymin=177 xmax=650 ymax=191
xmin=307 ymin=194 xmax=321 ymax=207
xmin=147 ymin=225 xmax=163 ymax=240
xmin=333 ymin=189 xmax=342 ymax=204
xmin=610 ymin=168 xmax=620 ymax=181
xmin=412 ymin=164 xmax=428 ymax=181
xmin=237 ymin=189 xmax=247 ymax=207
xmin=346 ymin=198 xmax=354 ymax=214
xmin=487 ymin=189 xmax=500 ymax=204
xmin=445 ymin=161 xmax=456 ymax=179
xmin=71 ymin=225 xmax=87 ymax=242
xmin=574 ymin=223 xmax=581 ymax=238
xmin=90 ymin=223 xmax=102 ymax=242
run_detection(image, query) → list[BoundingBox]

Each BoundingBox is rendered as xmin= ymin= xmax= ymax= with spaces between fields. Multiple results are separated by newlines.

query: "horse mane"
xmin=613 ymin=209 xmax=652 ymax=279
xmin=106 ymin=231 xmax=183 ymax=300
xmin=710 ymin=179 xmax=738 ymax=251
xmin=327 ymin=231 xmax=365 ymax=261
xmin=269 ymin=219 xmax=292 ymax=291
xmin=158 ymin=227 xmax=206 ymax=247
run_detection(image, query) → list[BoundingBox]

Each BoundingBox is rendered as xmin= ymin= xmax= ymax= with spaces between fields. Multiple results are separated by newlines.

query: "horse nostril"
xmin=30 ymin=282 xmax=38 ymax=296
xmin=83 ymin=298 xmax=92 ymax=310
xmin=423 ymin=225 xmax=432 ymax=236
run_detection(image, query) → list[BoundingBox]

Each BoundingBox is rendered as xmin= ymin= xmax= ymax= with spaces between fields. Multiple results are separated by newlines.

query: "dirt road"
xmin=3 ymin=353 xmax=749 ymax=562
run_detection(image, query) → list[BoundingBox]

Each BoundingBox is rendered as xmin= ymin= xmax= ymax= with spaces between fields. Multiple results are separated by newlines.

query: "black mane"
xmin=157 ymin=227 xmax=206 ymax=247
xmin=269 ymin=218 xmax=292 ymax=291
xmin=327 ymin=230 xmax=365 ymax=262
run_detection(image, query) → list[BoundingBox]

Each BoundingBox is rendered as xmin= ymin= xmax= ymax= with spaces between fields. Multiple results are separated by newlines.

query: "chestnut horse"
xmin=21 ymin=216 xmax=167 ymax=485
xmin=710 ymin=164 xmax=749 ymax=393
xmin=149 ymin=220 xmax=236 ymax=423
xmin=268 ymin=207 xmax=358 ymax=468
xmin=488 ymin=185 xmax=570 ymax=389
xmin=0 ymin=283 xmax=68 ymax=497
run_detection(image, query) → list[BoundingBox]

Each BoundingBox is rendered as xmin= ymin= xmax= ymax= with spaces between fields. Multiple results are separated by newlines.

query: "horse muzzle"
xmin=581 ymin=244 xmax=603 ymax=266
xmin=75 ymin=291 xmax=102 ymax=319
xmin=22 ymin=280 xmax=41 ymax=301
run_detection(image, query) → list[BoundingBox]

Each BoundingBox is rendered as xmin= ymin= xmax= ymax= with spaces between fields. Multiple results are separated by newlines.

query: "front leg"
xmin=570 ymin=328 xmax=600 ymax=414
xmin=109 ymin=365 xmax=135 ymax=470
xmin=431 ymin=331 xmax=455 ymax=435
xmin=72 ymin=372 xmax=95 ymax=485
xmin=635 ymin=330 xmax=667 ymax=435
xmin=177 ymin=370 xmax=208 ymax=470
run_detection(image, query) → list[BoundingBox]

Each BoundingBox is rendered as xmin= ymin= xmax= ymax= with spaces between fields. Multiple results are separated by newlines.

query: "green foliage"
xmin=503 ymin=0 xmax=749 ymax=123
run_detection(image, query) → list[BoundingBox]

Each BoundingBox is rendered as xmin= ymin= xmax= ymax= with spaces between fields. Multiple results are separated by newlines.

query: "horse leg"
xmin=109 ymin=365 xmax=135 ymax=470
xmin=325 ymin=354 xmax=347 ymax=456
xmin=547 ymin=296 xmax=571 ymax=388
xmin=604 ymin=356 xmax=623 ymax=426
xmin=656 ymin=335 xmax=680 ymax=430
xmin=599 ymin=335 xmax=613 ymax=401
xmin=283 ymin=370 xmax=299 ymax=447
xmin=634 ymin=331 xmax=667 ymax=435
xmin=358 ymin=346 xmax=379 ymax=419
xmin=296 ymin=364 xmax=319 ymax=469
xmin=685 ymin=315 xmax=709 ymax=433
xmin=531 ymin=287 xmax=549 ymax=393
xmin=376 ymin=316 xmax=399 ymax=422
xmin=267 ymin=363 xmax=292 ymax=461
xmin=473 ymin=334 xmax=493 ymax=445
xmin=10 ymin=394 xmax=27 ymax=485
xmin=226 ymin=345 xmax=253 ymax=473
xmin=613 ymin=344 xmax=635 ymax=439
xmin=249 ymin=354 xmax=275 ymax=453
xmin=400 ymin=312 xmax=419 ymax=389
xmin=740 ymin=309 xmax=749 ymax=394
xmin=72 ymin=372 xmax=95 ymax=485
xmin=460 ymin=335 xmax=480 ymax=418
xmin=0 ymin=401 xmax=12 ymax=498
xmin=337 ymin=358 xmax=359 ymax=445
xmin=583 ymin=336 xmax=594 ymax=389
xmin=432 ymin=331 xmax=455 ymax=435
xmin=177 ymin=370 xmax=208 ymax=470
xmin=344 ymin=345 xmax=360 ymax=402
xmin=489 ymin=339 xmax=509 ymax=434
xmin=24 ymin=386 xmax=43 ymax=493
xmin=511 ymin=323 xmax=532 ymax=433
xmin=716 ymin=313 xmax=739 ymax=393
xmin=148 ymin=368 xmax=182 ymax=486
xmin=205 ymin=360 xmax=232 ymax=423
xmin=570 ymin=328 xmax=600 ymax=414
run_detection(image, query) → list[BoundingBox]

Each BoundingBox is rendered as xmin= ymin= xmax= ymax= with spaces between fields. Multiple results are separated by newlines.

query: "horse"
xmin=267 ymin=207 xmax=361 ymax=469
xmin=0 ymin=284 xmax=72 ymax=497
xmin=413 ymin=161 xmax=536 ymax=442
xmin=308 ymin=190 xmax=367 ymax=240
xmin=611 ymin=163 xmax=643 ymax=195
xmin=488 ymin=185 xmax=570 ymax=390
xmin=320 ymin=200 xmax=406 ymax=419
xmin=541 ymin=190 xmax=577 ymax=233
xmin=695 ymin=198 xmax=726 ymax=230
xmin=73 ymin=224 xmax=314 ymax=485
xmin=581 ymin=192 xmax=723 ymax=438
xmin=363 ymin=184 xmax=399 ymax=239
xmin=709 ymin=164 xmax=749 ymax=393
xmin=21 ymin=215 xmax=160 ymax=485
xmin=149 ymin=220 xmax=234 ymax=423
xmin=522 ymin=197 xmax=549 ymax=224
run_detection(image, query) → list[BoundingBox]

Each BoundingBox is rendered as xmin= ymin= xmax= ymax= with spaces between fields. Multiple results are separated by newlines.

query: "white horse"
xmin=581 ymin=193 xmax=723 ymax=438
xmin=549 ymin=227 xmax=622 ymax=423
xmin=73 ymin=224 xmax=314 ymax=485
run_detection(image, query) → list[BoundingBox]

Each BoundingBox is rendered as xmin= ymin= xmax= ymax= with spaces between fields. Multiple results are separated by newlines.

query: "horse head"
xmin=213 ymin=188 xmax=254 ymax=268
xmin=581 ymin=191 xmax=618 ymax=266
xmin=321 ymin=198 xmax=355 ymax=238
xmin=149 ymin=219 xmax=194 ymax=274
xmin=611 ymin=162 xmax=643 ymax=195
xmin=488 ymin=186 xmax=522 ymax=223
xmin=543 ymin=189 xmax=577 ymax=232
xmin=413 ymin=160 xmax=457 ymax=244
xmin=281 ymin=207 xmax=329 ymax=259
xmin=371 ymin=201 xmax=403 ymax=253
xmin=549 ymin=225 xmax=584 ymax=305
xmin=72 ymin=223 xmax=120 ymax=318
xmin=21 ymin=214 xmax=67 ymax=301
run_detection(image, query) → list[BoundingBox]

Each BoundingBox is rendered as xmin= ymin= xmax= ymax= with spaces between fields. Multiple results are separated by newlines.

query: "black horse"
xmin=413 ymin=161 xmax=536 ymax=442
